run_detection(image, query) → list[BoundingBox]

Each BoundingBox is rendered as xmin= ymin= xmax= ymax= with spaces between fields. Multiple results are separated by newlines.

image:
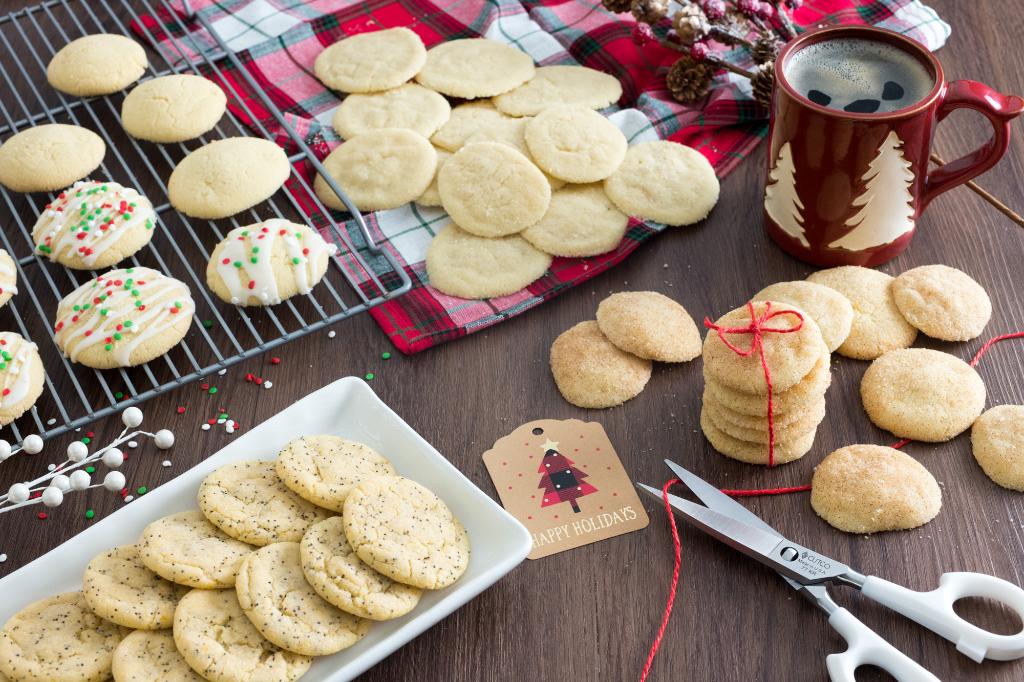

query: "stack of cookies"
xmin=701 ymin=300 xmax=832 ymax=465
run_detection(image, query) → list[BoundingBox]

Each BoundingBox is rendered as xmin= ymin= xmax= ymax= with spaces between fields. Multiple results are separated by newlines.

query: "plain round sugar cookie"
xmin=121 ymin=74 xmax=226 ymax=143
xmin=315 ymin=27 xmax=426 ymax=94
xmin=494 ymin=65 xmax=623 ymax=116
xmin=0 ymin=124 xmax=105 ymax=193
xmin=972 ymin=405 xmax=1024 ymax=490
xmin=861 ymin=348 xmax=985 ymax=442
xmin=550 ymin=320 xmax=652 ymax=408
xmin=173 ymin=589 xmax=311 ymax=682
xmin=704 ymin=390 xmax=825 ymax=432
xmin=700 ymin=406 xmax=815 ymax=465
xmin=168 ymin=137 xmax=289 ymax=219
xmin=755 ymin=280 xmax=854 ymax=353
xmin=343 ymin=476 xmax=471 ymax=589
xmin=426 ymin=224 xmax=551 ymax=299
xmin=415 ymin=38 xmax=534 ymax=98
xmin=465 ymin=116 xmax=531 ymax=154
xmin=112 ymin=630 xmax=203 ymax=682
xmin=332 ymin=83 xmax=451 ymax=139
xmin=276 ymin=435 xmax=397 ymax=512
xmin=807 ymin=266 xmax=917 ymax=360
xmin=596 ymin=291 xmax=701 ymax=362
xmin=704 ymin=352 xmax=831 ymax=417
xmin=198 ymin=460 xmax=330 ymax=546
xmin=431 ymin=100 xmax=509 ymax=151
xmin=525 ymin=105 xmax=627 ymax=183
xmin=206 ymin=219 xmax=337 ymax=306
xmin=0 ymin=332 xmax=45 ymax=427
xmin=703 ymin=392 xmax=826 ymax=444
xmin=892 ymin=264 xmax=992 ymax=341
xmin=236 ymin=542 xmax=369 ymax=656
xmin=703 ymin=301 xmax=826 ymax=395
xmin=139 ymin=511 xmax=253 ymax=589
xmin=811 ymin=444 xmax=941 ymax=533
xmin=33 ymin=180 xmax=156 ymax=270
xmin=604 ymin=140 xmax=719 ymax=225
xmin=301 ymin=517 xmax=422 ymax=620
xmin=54 ymin=267 xmax=194 ymax=369
xmin=416 ymin=147 xmax=450 ymax=207
xmin=0 ymin=249 xmax=16 ymax=308
xmin=47 ymin=34 xmax=147 ymax=96
xmin=438 ymin=141 xmax=550 ymax=237
xmin=522 ymin=183 xmax=628 ymax=257
xmin=314 ymin=129 xmax=436 ymax=211
xmin=83 ymin=545 xmax=188 ymax=630
xmin=0 ymin=592 xmax=126 ymax=682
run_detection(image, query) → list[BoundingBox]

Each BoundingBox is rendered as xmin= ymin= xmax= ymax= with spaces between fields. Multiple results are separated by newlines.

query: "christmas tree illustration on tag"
xmin=764 ymin=142 xmax=808 ymax=247
xmin=537 ymin=439 xmax=598 ymax=514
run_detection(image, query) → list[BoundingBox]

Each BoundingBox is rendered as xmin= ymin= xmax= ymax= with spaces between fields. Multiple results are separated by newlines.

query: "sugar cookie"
xmin=0 ymin=124 xmax=105 ymax=193
xmin=860 ymin=348 xmax=985 ymax=442
xmin=82 ymin=545 xmax=188 ymax=630
xmin=33 ymin=180 xmax=156 ymax=270
xmin=699 ymin=406 xmax=815 ymax=465
xmin=705 ymin=391 xmax=825 ymax=432
xmin=0 ymin=332 xmax=44 ymax=427
xmin=0 ymin=249 xmax=15 ymax=309
xmin=314 ymin=128 xmax=436 ymax=211
xmin=301 ymin=516 xmax=422 ymax=620
xmin=494 ymin=65 xmax=623 ymax=116
xmin=525 ymin=105 xmax=627 ymax=183
xmin=333 ymin=83 xmax=451 ymax=139
xmin=892 ymin=264 xmax=991 ymax=341
xmin=550 ymin=320 xmax=652 ymax=408
xmin=168 ymin=137 xmax=289 ymax=219
xmin=206 ymin=219 xmax=337 ymax=306
xmin=139 ymin=510 xmax=253 ymax=589
xmin=465 ymin=116 xmax=531 ymax=154
xmin=426 ymin=224 xmax=551 ymax=299
xmin=0 ymin=592 xmax=126 ymax=682
xmin=972 ymin=405 xmax=1024 ymax=490
xmin=604 ymin=140 xmax=719 ymax=225
xmin=807 ymin=266 xmax=917 ymax=360
xmin=112 ymin=630 xmax=203 ymax=682
xmin=47 ymin=34 xmax=147 ymax=96
xmin=54 ymin=267 xmax=194 ymax=369
xmin=121 ymin=74 xmax=227 ymax=143
xmin=704 ymin=352 xmax=831 ymax=417
xmin=276 ymin=435 xmax=396 ymax=512
xmin=344 ymin=476 xmax=470 ymax=589
xmin=811 ymin=444 xmax=941 ymax=533
xmin=522 ymin=183 xmax=628 ymax=257
xmin=438 ymin=141 xmax=550 ymax=237
xmin=596 ymin=291 xmax=701 ymax=362
xmin=754 ymin=280 xmax=853 ymax=353
xmin=415 ymin=38 xmax=534 ymax=98
xmin=703 ymin=392 xmax=826 ymax=444
xmin=431 ymin=100 xmax=509 ymax=151
xmin=199 ymin=460 xmax=330 ymax=546
xmin=416 ymin=147 xmax=451 ymax=207
xmin=173 ymin=589 xmax=310 ymax=682
xmin=236 ymin=542 xmax=369 ymax=656
xmin=315 ymin=27 xmax=426 ymax=94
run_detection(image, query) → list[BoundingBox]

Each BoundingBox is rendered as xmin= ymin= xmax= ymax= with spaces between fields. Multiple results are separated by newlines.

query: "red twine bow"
xmin=703 ymin=301 xmax=805 ymax=467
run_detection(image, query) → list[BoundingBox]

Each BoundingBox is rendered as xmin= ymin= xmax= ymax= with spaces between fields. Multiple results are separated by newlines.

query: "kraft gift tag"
xmin=482 ymin=419 xmax=649 ymax=559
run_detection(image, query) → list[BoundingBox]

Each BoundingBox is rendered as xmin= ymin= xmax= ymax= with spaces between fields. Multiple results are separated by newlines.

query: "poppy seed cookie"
xmin=138 ymin=511 xmax=253 ymax=589
xmin=275 ymin=435 xmax=397 ymax=512
xmin=82 ymin=545 xmax=188 ymax=630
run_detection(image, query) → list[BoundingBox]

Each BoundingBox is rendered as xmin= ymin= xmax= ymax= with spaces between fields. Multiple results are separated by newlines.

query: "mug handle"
xmin=920 ymin=80 xmax=1024 ymax=211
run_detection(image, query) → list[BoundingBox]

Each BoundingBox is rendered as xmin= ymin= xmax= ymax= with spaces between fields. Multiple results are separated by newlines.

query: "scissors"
xmin=638 ymin=460 xmax=1024 ymax=682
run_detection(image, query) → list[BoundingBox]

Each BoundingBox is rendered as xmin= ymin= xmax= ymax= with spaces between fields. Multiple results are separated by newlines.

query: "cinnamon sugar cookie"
xmin=314 ymin=27 xmax=426 ymax=94
xmin=703 ymin=352 xmax=832 ymax=417
xmin=415 ymin=38 xmax=534 ymax=99
xmin=703 ymin=392 xmax=826 ymax=444
xmin=550 ymin=320 xmax=652 ymax=408
xmin=699 ymin=406 xmax=815 ymax=465
xmin=596 ymin=291 xmax=701 ymax=362
xmin=755 ymin=280 xmax=853 ymax=352
xmin=892 ymin=264 xmax=991 ymax=341
xmin=972 ymin=405 xmax=1024 ymax=490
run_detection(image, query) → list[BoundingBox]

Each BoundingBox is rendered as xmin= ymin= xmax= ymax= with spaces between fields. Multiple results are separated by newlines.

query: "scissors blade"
xmin=663 ymin=460 xmax=784 ymax=539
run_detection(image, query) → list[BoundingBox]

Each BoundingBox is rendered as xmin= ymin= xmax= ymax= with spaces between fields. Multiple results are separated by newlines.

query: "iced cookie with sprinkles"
xmin=54 ymin=267 xmax=194 ymax=369
xmin=206 ymin=219 xmax=337 ymax=306
xmin=0 ymin=249 xmax=17 ymax=308
xmin=0 ymin=331 xmax=44 ymax=427
xmin=33 ymin=181 xmax=157 ymax=270
xmin=82 ymin=545 xmax=189 ymax=630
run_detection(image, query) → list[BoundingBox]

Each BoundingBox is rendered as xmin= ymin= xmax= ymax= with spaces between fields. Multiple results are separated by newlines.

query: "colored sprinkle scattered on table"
xmin=365 ymin=372 xmax=375 ymax=381
xmin=137 ymin=486 xmax=147 ymax=495
xmin=85 ymin=509 xmax=95 ymax=519
xmin=382 ymin=352 xmax=392 ymax=360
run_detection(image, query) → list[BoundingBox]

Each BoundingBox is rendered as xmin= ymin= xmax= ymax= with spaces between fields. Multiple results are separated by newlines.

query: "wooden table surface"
xmin=1 ymin=1 xmax=1024 ymax=680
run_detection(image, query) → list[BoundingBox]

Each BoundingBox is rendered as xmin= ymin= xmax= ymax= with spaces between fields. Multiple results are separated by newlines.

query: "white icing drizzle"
xmin=0 ymin=250 xmax=17 ymax=296
xmin=32 ymin=180 xmax=156 ymax=268
xmin=213 ymin=218 xmax=338 ymax=305
xmin=0 ymin=332 xmax=38 ymax=409
xmin=54 ymin=267 xmax=195 ymax=367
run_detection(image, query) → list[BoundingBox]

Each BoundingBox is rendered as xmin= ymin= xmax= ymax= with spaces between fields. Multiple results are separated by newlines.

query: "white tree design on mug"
xmin=764 ymin=142 xmax=808 ymax=247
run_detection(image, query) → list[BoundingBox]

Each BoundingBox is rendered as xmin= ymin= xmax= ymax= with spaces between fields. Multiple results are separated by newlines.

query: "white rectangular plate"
xmin=0 ymin=377 xmax=532 ymax=681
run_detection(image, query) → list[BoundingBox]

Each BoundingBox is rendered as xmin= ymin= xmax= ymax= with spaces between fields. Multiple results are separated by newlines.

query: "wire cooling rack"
xmin=0 ymin=0 xmax=411 ymax=445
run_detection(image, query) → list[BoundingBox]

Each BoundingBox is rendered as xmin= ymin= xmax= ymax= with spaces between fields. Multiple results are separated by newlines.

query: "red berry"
xmin=631 ymin=22 xmax=654 ymax=47
xmin=690 ymin=41 xmax=710 ymax=61
xmin=702 ymin=0 xmax=726 ymax=20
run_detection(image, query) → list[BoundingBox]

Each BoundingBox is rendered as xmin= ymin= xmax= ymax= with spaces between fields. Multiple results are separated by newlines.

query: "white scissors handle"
xmin=825 ymin=607 xmax=939 ymax=682
xmin=862 ymin=572 xmax=1024 ymax=662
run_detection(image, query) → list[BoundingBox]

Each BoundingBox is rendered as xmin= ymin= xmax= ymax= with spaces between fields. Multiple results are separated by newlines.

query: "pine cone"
xmin=601 ymin=0 xmax=633 ymax=13
xmin=751 ymin=61 xmax=774 ymax=108
xmin=672 ymin=4 xmax=710 ymax=45
xmin=631 ymin=0 xmax=669 ymax=24
xmin=751 ymin=35 xmax=780 ymax=65
xmin=666 ymin=56 xmax=715 ymax=103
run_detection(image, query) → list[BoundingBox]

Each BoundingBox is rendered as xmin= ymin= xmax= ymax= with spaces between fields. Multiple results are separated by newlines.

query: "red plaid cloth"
xmin=135 ymin=0 xmax=948 ymax=354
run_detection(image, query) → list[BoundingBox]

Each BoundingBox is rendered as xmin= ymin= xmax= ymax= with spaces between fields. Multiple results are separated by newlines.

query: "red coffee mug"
xmin=764 ymin=25 xmax=1024 ymax=267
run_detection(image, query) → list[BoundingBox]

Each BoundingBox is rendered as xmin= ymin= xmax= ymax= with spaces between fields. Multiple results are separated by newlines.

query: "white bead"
xmin=41 ymin=486 xmax=63 ymax=507
xmin=103 ymin=471 xmax=126 ymax=492
xmin=69 ymin=470 xmax=90 ymax=491
xmin=0 ymin=440 xmax=11 ymax=461
xmin=121 ymin=407 xmax=143 ymax=428
xmin=7 ymin=483 xmax=30 ymax=503
xmin=21 ymin=435 xmax=43 ymax=454
xmin=67 ymin=441 xmax=89 ymax=462
xmin=51 ymin=474 xmax=71 ymax=492
xmin=101 ymin=448 xmax=124 ymax=469
xmin=153 ymin=430 xmax=175 ymax=449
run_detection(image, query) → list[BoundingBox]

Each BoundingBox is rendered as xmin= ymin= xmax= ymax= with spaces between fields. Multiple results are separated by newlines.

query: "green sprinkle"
xmin=85 ymin=466 xmax=95 ymax=473
xmin=137 ymin=486 xmax=147 ymax=495
xmin=126 ymin=268 xmax=134 ymax=273
xmin=73 ymin=305 xmax=81 ymax=312
xmin=202 ymin=320 xmax=213 ymax=329
xmin=233 ymin=261 xmax=242 ymax=268
xmin=100 ymin=308 xmax=109 ymax=316
xmin=208 ymin=387 xmax=218 ymax=395
xmin=131 ymin=289 xmax=140 ymax=297
xmin=292 ymin=257 xmax=301 ymax=265
xmin=218 ymin=413 xmax=229 ymax=419
xmin=114 ymin=391 xmax=124 ymax=399
xmin=0 ymin=363 xmax=6 ymax=371
xmin=85 ymin=509 xmax=95 ymax=519
xmin=365 ymin=372 xmax=375 ymax=381
xmin=122 ymin=213 xmax=130 ymax=220
xmin=135 ymin=301 xmax=142 ymax=308
xmin=382 ymin=352 xmax=391 ymax=360
xmin=38 ymin=244 xmax=52 ymax=253
xmin=123 ymin=320 xmax=133 ymax=328
xmin=104 ymin=344 xmax=113 ymax=351
xmin=252 ymin=246 xmax=259 ymax=254
xmin=250 ymin=257 xmax=258 ymax=264
xmin=82 ymin=437 xmax=91 ymax=444
xmin=113 ymin=333 xmax=122 ymax=341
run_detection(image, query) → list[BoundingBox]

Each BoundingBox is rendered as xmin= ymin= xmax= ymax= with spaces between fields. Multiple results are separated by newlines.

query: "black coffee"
xmin=783 ymin=37 xmax=934 ymax=114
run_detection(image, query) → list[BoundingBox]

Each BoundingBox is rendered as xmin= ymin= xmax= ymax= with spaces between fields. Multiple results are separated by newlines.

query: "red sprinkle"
xmin=200 ymin=383 xmax=209 ymax=390
xmin=176 ymin=406 xmax=186 ymax=414
xmin=270 ymin=357 xmax=280 ymax=365
xmin=37 ymin=512 xmax=47 ymax=520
